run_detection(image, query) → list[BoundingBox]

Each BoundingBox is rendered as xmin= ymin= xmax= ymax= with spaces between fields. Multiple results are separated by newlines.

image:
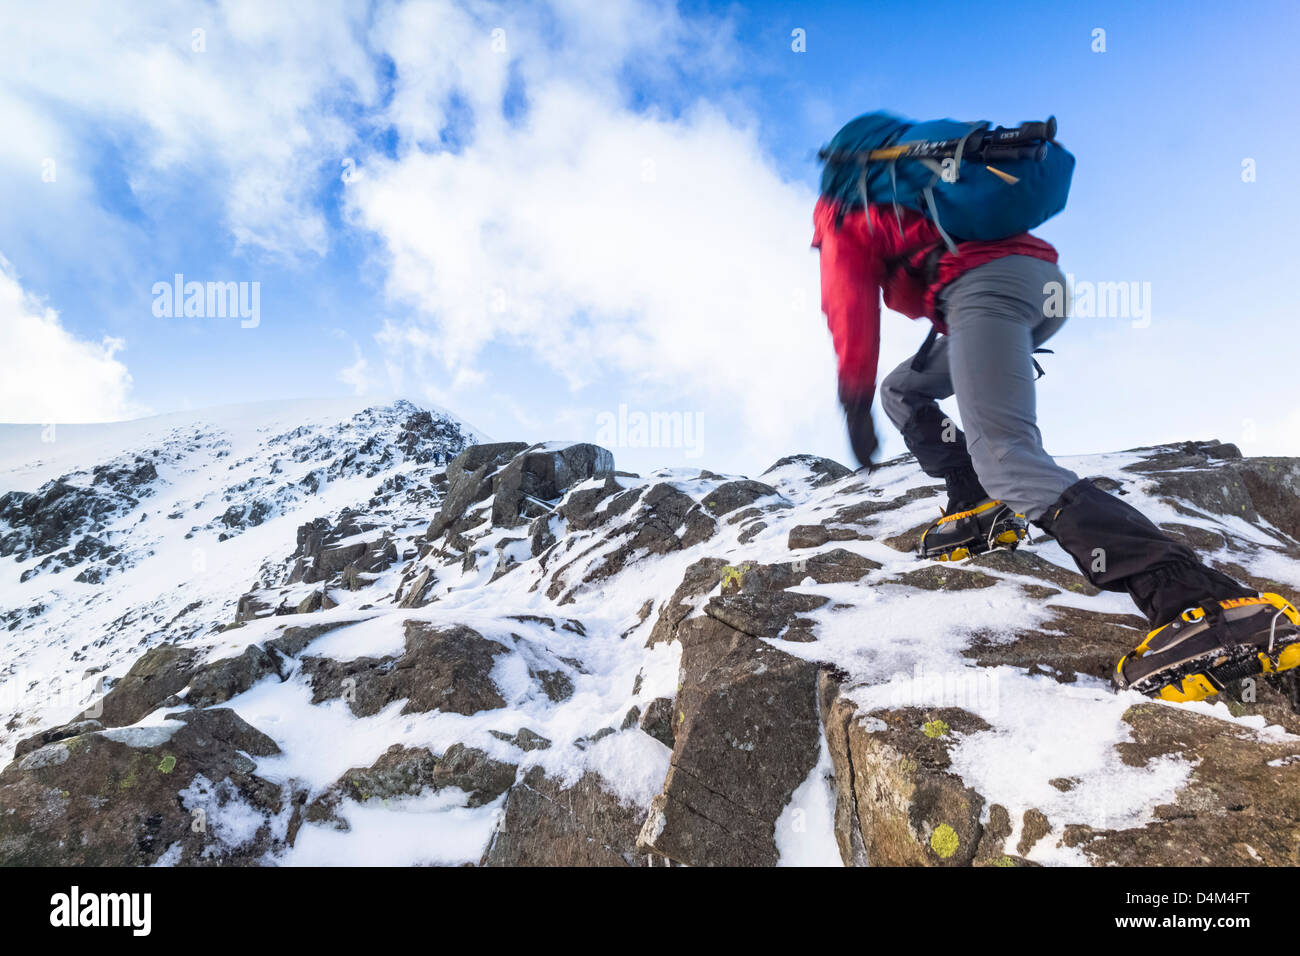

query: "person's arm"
xmin=813 ymin=202 xmax=883 ymax=466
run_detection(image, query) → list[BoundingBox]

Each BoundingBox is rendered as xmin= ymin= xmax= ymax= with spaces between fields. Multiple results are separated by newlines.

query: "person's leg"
xmin=941 ymin=255 xmax=1254 ymax=628
xmin=879 ymin=336 xmax=987 ymax=511
xmin=941 ymin=257 xmax=1079 ymax=520
xmin=1036 ymin=477 xmax=1254 ymax=625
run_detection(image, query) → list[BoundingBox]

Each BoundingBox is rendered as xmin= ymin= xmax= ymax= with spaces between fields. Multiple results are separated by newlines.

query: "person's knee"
xmin=1031 ymin=311 xmax=1068 ymax=348
xmin=965 ymin=419 xmax=1025 ymax=469
xmin=878 ymin=375 xmax=911 ymax=429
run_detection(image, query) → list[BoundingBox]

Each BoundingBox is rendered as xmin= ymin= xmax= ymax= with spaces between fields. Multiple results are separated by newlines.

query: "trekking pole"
xmin=867 ymin=139 xmax=1047 ymax=164
xmin=980 ymin=143 xmax=1049 ymax=184
xmin=981 ymin=144 xmax=1047 ymax=162
xmin=986 ymin=116 xmax=1056 ymax=146
xmin=817 ymin=117 xmax=1057 ymax=166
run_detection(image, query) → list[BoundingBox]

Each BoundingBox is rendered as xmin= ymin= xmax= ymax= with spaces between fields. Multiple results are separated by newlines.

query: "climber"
xmin=812 ymin=111 xmax=1300 ymax=703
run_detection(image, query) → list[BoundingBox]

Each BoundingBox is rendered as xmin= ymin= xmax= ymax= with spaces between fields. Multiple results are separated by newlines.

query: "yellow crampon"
xmin=934 ymin=499 xmax=1003 ymax=525
xmin=1116 ymin=593 xmax=1300 ymax=703
xmin=921 ymin=499 xmax=1028 ymax=562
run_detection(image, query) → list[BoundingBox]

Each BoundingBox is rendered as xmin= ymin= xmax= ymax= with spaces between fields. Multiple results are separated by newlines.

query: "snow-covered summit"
xmin=0 ymin=399 xmax=478 ymax=740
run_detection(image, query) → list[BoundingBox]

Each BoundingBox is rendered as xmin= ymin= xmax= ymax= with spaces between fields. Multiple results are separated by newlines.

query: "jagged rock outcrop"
xmin=426 ymin=442 xmax=529 ymax=539
xmin=483 ymin=768 xmax=648 ymax=867
xmin=1062 ymin=703 xmax=1300 ymax=865
xmin=95 ymin=644 xmax=202 ymax=727
xmin=301 ymin=621 xmax=508 ymax=717
xmin=645 ymin=556 xmax=728 ymax=647
xmin=762 ymin=454 xmax=854 ymax=489
xmin=0 ymin=461 xmax=158 ymax=564
xmin=544 ymin=481 xmax=716 ymax=603
xmin=491 ymin=443 xmax=615 ymax=527
xmin=303 ymin=743 xmax=517 ymax=832
xmin=70 ymin=619 xmax=364 ymax=733
xmin=819 ymin=676 xmax=993 ymax=867
xmin=700 ymin=478 xmax=784 ymax=518
xmin=286 ymin=511 xmax=399 ymax=589
xmin=638 ymin=613 xmax=823 ymax=865
xmin=0 ymin=709 xmax=284 ymax=866
xmin=0 ymin=460 xmax=158 ymax=584
xmin=638 ymin=697 xmax=675 ymax=748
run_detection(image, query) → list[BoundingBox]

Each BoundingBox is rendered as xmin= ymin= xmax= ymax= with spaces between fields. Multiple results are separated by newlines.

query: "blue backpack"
xmin=818 ymin=112 xmax=1074 ymax=249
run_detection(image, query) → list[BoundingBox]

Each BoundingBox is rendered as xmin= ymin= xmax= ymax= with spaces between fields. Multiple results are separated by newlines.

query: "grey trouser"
xmin=879 ymin=255 xmax=1078 ymax=520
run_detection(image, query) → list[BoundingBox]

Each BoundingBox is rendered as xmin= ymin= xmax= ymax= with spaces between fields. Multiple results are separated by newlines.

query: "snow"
xmin=943 ymin=675 xmax=1194 ymax=865
xmin=150 ymin=843 xmax=183 ymax=867
xmin=775 ymin=725 xmax=842 ymax=867
xmin=99 ymin=724 xmax=183 ymax=748
xmin=531 ymin=440 xmax=582 ymax=452
xmin=284 ymin=789 xmax=504 ymax=867
xmin=179 ymin=774 xmax=273 ymax=851
xmin=579 ymin=729 xmax=672 ymax=807
xmin=303 ymin=616 xmax=408 ymax=661
xmin=228 ymin=678 xmax=447 ymax=793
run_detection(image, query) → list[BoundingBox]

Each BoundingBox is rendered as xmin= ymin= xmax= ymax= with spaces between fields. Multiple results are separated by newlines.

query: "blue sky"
xmin=2 ymin=0 xmax=1297 ymax=475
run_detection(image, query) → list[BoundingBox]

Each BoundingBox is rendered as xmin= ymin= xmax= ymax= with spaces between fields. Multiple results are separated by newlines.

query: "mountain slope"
xmin=0 ymin=399 xmax=478 ymax=757
xmin=2 ymin=401 xmax=1300 ymax=866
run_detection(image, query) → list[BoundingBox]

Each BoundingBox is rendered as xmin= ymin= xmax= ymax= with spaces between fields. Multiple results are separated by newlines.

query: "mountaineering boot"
xmin=919 ymin=498 xmax=1029 ymax=561
xmin=942 ymin=464 xmax=987 ymax=515
xmin=1114 ymin=593 xmax=1300 ymax=702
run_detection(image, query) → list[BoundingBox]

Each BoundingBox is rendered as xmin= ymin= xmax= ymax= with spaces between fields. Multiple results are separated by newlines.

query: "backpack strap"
xmin=921 ymin=186 xmax=959 ymax=254
xmin=881 ymin=240 xmax=947 ymax=287
xmin=858 ymin=165 xmax=874 ymax=235
xmin=888 ymin=161 xmax=904 ymax=236
xmin=918 ymin=122 xmax=987 ymax=253
xmin=910 ymin=325 xmax=941 ymax=372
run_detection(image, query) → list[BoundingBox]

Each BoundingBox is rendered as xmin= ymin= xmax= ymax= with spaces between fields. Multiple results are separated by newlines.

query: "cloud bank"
xmin=347 ymin=0 xmax=834 ymax=456
xmin=0 ymin=258 xmax=143 ymax=423
xmin=2 ymin=0 xmax=839 ymax=460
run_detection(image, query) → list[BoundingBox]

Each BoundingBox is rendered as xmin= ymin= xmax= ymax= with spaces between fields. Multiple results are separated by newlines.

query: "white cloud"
xmin=0 ymin=0 xmax=378 ymax=257
xmin=338 ymin=343 xmax=372 ymax=396
xmin=0 ymin=257 xmax=144 ymax=423
xmin=347 ymin=0 xmax=836 ymax=458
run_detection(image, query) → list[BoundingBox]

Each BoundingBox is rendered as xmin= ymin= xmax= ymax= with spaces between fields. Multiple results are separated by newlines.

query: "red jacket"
xmin=812 ymin=198 xmax=1058 ymax=397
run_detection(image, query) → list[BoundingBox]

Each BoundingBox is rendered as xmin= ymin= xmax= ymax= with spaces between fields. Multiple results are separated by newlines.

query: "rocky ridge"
xmin=2 ymin=403 xmax=1299 ymax=867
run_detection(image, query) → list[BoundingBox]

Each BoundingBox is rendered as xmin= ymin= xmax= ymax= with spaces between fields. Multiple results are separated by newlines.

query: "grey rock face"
xmin=0 ymin=708 xmax=282 ymax=866
xmin=482 ymin=768 xmax=648 ymax=867
xmin=638 ymin=612 xmax=822 ymax=867
xmin=491 ymin=443 xmax=615 ymax=528
xmin=301 ymin=621 xmax=508 ymax=717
